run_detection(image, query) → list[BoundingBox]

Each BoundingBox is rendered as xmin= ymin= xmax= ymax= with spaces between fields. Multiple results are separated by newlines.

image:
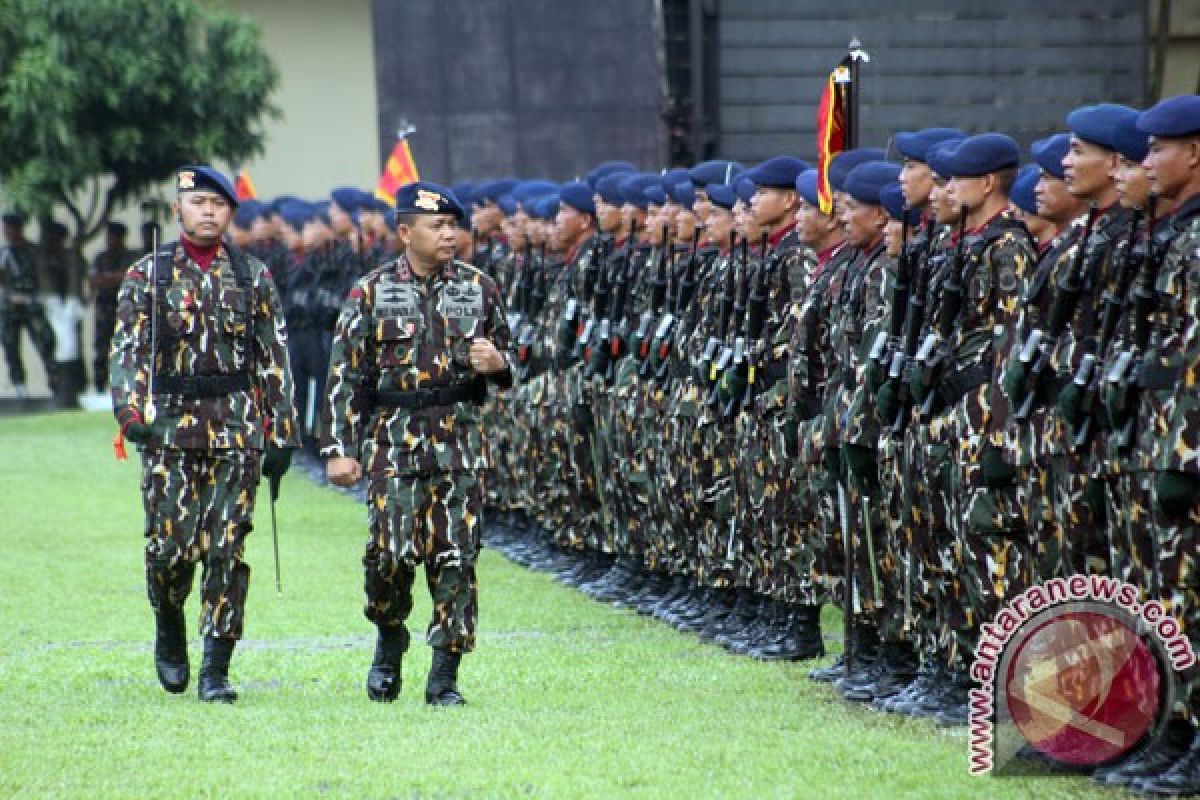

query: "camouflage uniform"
xmin=109 ymin=243 xmax=300 ymax=639
xmin=89 ymin=245 xmax=134 ymax=390
xmin=0 ymin=239 xmax=55 ymax=388
xmin=320 ymin=254 xmax=514 ymax=653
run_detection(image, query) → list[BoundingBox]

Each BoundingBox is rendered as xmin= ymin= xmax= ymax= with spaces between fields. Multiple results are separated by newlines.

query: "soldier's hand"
xmin=908 ymin=371 xmax=929 ymax=405
xmin=262 ymin=446 xmax=293 ymax=481
xmin=116 ymin=405 xmax=154 ymax=445
xmin=469 ymin=338 xmax=507 ymax=375
xmin=327 ymin=456 xmax=362 ymax=486
xmin=1056 ymin=383 xmax=1083 ymax=427
xmin=875 ymin=379 xmax=900 ymax=423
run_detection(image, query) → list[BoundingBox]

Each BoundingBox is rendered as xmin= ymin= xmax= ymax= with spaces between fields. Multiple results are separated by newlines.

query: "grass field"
xmin=0 ymin=412 xmax=1125 ymax=799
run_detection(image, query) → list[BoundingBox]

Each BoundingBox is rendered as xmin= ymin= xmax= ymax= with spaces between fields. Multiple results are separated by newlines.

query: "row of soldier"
xmin=462 ymin=97 xmax=1200 ymax=795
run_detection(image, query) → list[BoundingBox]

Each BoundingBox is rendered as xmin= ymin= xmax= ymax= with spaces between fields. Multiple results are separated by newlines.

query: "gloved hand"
xmin=1155 ymin=471 xmax=1200 ymax=518
xmin=980 ymin=444 xmax=1016 ymax=488
xmin=1001 ymin=361 xmax=1027 ymax=406
xmin=909 ymin=371 xmax=929 ymax=405
xmin=875 ymin=379 xmax=900 ymax=424
xmin=1057 ymin=382 xmax=1083 ymax=428
xmin=262 ymin=445 xmax=293 ymax=502
xmin=116 ymin=405 xmax=154 ymax=445
xmin=841 ymin=443 xmax=877 ymax=490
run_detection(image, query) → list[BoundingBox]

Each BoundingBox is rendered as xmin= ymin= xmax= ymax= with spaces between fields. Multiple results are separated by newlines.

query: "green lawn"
xmin=0 ymin=412 xmax=1123 ymax=799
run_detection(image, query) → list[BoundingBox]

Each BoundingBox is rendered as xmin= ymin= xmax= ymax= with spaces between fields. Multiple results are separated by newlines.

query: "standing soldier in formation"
xmin=0 ymin=210 xmax=56 ymax=397
xmin=321 ymin=182 xmax=514 ymax=706
xmin=109 ymin=166 xmax=300 ymax=703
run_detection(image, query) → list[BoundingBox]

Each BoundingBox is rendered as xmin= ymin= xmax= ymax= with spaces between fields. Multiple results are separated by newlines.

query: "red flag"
xmin=375 ymin=138 xmax=421 ymax=208
xmin=815 ymin=58 xmax=851 ymax=215
xmin=235 ymin=168 xmax=258 ymax=201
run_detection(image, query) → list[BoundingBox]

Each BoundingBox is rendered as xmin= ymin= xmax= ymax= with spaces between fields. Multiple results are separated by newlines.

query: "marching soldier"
xmin=321 ymin=181 xmax=514 ymax=705
xmin=109 ymin=165 xmax=300 ymax=702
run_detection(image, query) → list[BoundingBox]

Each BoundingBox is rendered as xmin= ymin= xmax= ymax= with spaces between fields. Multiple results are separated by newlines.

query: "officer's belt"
xmin=155 ymin=372 xmax=252 ymax=397
xmin=1138 ymin=362 xmax=1182 ymax=390
xmin=370 ymin=379 xmax=486 ymax=410
xmin=934 ymin=362 xmax=989 ymax=407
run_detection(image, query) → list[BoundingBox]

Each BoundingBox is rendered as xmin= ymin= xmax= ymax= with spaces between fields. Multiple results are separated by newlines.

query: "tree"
xmin=0 ymin=0 xmax=279 ymax=244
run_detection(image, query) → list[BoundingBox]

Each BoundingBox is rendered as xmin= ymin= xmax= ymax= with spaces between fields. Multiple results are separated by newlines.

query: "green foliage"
xmin=0 ymin=0 xmax=278 ymax=241
xmin=0 ymin=412 xmax=1108 ymax=800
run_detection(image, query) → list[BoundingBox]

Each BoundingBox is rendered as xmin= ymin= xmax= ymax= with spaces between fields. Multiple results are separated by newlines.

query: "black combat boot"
xmin=1135 ymin=730 xmax=1200 ymax=797
xmin=153 ymin=606 xmax=189 ymax=693
xmin=197 ymin=637 xmax=238 ymax=704
xmin=366 ymin=626 xmax=408 ymax=703
xmin=425 ymin=648 xmax=466 ymax=706
xmin=759 ymin=604 xmax=825 ymax=661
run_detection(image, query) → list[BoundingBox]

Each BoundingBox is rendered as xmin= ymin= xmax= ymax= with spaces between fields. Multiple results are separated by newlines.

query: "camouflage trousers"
xmin=1051 ymin=452 xmax=1109 ymax=576
xmin=876 ymin=432 xmax=909 ymax=642
xmin=1 ymin=304 xmax=55 ymax=387
xmin=811 ymin=444 xmax=845 ymax=609
xmin=363 ymin=469 xmax=483 ymax=653
xmin=695 ymin=412 xmax=739 ymax=587
xmin=916 ymin=410 xmax=957 ymax=663
xmin=141 ymin=446 xmax=259 ymax=640
xmin=612 ymin=363 xmax=651 ymax=562
xmin=1015 ymin=461 xmax=1064 ymax=581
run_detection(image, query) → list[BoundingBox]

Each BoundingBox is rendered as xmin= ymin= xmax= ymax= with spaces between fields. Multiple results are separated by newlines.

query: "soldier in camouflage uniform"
xmin=88 ymin=222 xmax=134 ymax=392
xmin=322 ymin=181 xmax=514 ymax=706
xmin=0 ymin=211 xmax=56 ymax=396
xmin=109 ymin=166 xmax=300 ymax=703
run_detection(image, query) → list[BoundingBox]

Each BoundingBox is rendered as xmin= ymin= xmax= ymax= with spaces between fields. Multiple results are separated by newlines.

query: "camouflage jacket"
xmin=0 ymin=241 xmax=42 ymax=303
xmin=319 ymin=255 xmax=514 ymax=474
xmin=838 ymin=241 xmax=891 ymax=446
xmin=1138 ymin=195 xmax=1200 ymax=475
xmin=108 ymin=243 xmax=300 ymax=451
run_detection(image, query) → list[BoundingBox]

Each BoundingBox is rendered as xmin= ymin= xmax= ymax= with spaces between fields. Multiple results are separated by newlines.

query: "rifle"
xmin=647 ymin=226 xmax=701 ymax=381
xmin=515 ymin=245 xmax=542 ymax=380
xmin=701 ymin=233 xmax=740 ymax=398
xmin=636 ymin=226 xmax=673 ymax=377
xmin=602 ymin=233 xmax=637 ymax=384
xmin=870 ymin=214 xmax=911 ymax=375
xmin=722 ymin=231 xmax=770 ymax=418
xmin=572 ymin=237 xmax=610 ymax=363
xmin=1014 ymin=205 xmax=1100 ymax=422
xmin=1106 ymin=198 xmax=1161 ymax=449
xmin=916 ymin=208 xmax=968 ymax=420
xmin=1072 ymin=208 xmax=1144 ymax=450
xmin=889 ymin=223 xmax=932 ymax=436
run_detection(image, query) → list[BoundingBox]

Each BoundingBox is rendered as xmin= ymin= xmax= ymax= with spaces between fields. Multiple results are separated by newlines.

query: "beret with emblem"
xmin=1010 ymin=165 xmax=1041 ymax=216
xmin=795 ymin=168 xmax=820 ymax=207
xmin=829 ymin=148 xmax=887 ymax=191
xmin=744 ymin=155 xmax=810 ymax=189
xmin=558 ymin=181 xmax=596 ymax=214
xmin=1111 ymin=114 xmax=1150 ymax=162
xmin=938 ymin=133 xmax=1020 ymax=177
xmin=394 ymin=181 xmax=465 ymax=220
xmin=1031 ymin=133 xmax=1071 ymax=180
xmin=845 ymin=161 xmax=902 ymax=205
xmin=690 ymin=159 xmax=745 ymax=187
xmin=895 ymin=128 xmax=966 ymax=163
xmin=1137 ymin=95 xmax=1200 ymax=138
xmin=1067 ymin=103 xmax=1139 ymax=151
xmin=706 ymin=183 xmax=737 ymax=211
xmin=176 ymin=165 xmax=238 ymax=207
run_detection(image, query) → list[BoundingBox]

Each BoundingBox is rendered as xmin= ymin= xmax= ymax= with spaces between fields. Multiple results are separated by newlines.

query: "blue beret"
xmin=383 ymin=209 xmax=397 ymax=230
xmin=845 ymin=161 xmax=902 ymax=205
xmin=1137 ymin=95 xmax=1200 ymax=138
xmin=706 ymin=183 xmax=737 ymax=211
xmin=473 ymin=178 xmax=519 ymax=205
xmin=926 ymin=141 xmax=959 ymax=179
xmin=268 ymin=195 xmax=301 ymax=215
xmin=330 ymin=186 xmax=366 ymax=213
xmin=369 ymin=195 xmax=392 ymax=214
xmin=313 ymin=200 xmax=332 ymax=226
xmin=513 ymin=180 xmax=559 ymax=202
xmin=2 ymin=211 xmax=27 ymax=226
xmin=451 ymin=181 xmax=475 ymax=209
xmin=744 ymin=156 xmax=810 ymax=189
xmin=176 ymin=165 xmax=238 ymax=207
xmin=1031 ymin=133 xmax=1071 ymax=180
xmin=690 ymin=160 xmax=744 ymax=187
xmin=1010 ymin=165 xmax=1042 ymax=216
xmin=279 ymin=200 xmax=315 ymax=231
xmin=233 ymin=201 xmax=260 ymax=228
xmin=586 ymin=161 xmax=638 ymax=188
xmin=894 ymin=128 xmax=967 ymax=163
xmin=558 ymin=181 xmax=595 ymax=214
xmin=734 ymin=176 xmax=757 ymax=203
xmin=660 ymin=168 xmax=691 ymax=191
xmin=669 ymin=181 xmax=695 ymax=209
xmin=879 ymin=182 xmax=919 ymax=225
xmin=938 ymin=133 xmax=1020 ymax=177
xmin=1111 ymin=114 xmax=1150 ymax=163
xmin=532 ymin=194 xmax=560 ymax=221
xmin=595 ymin=174 xmax=627 ymax=206
xmin=497 ymin=194 xmax=518 ymax=216
xmin=1067 ymin=103 xmax=1139 ymax=151
xmin=643 ymin=185 xmax=668 ymax=207
xmin=795 ymin=169 xmax=820 ymax=207
xmin=828 ymin=148 xmax=887 ymax=191
xmin=394 ymin=181 xmax=466 ymax=220
xmin=619 ymin=174 xmax=659 ymax=209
